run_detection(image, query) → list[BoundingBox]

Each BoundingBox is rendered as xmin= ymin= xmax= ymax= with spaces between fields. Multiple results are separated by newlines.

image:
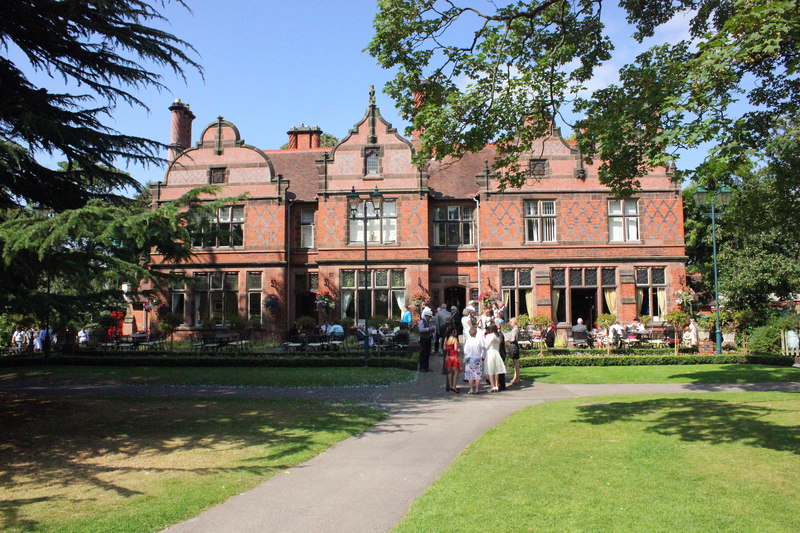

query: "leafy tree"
xmin=529 ymin=313 xmax=552 ymax=356
xmin=596 ymin=313 xmax=616 ymax=356
xmin=1 ymin=0 xmax=201 ymax=210
xmin=664 ymin=310 xmax=690 ymax=356
xmin=369 ymin=0 xmax=799 ymax=196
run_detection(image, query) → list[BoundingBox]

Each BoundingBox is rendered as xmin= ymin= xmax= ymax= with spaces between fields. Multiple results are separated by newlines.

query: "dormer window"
xmin=364 ymin=147 xmax=381 ymax=176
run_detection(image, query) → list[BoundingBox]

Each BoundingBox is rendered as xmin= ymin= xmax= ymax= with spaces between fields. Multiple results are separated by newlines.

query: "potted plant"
xmin=596 ymin=313 xmax=617 ymax=356
xmin=295 ymin=315 xmax=317 ymax=333
xmin=529 ymin=313 xmax=552 ymax=356
xmin=263 ymin=294 xmax=281 ymax=319
xmin=664 ymin=309 xmax=690 ymax=356
xmin=516 ymin=313 xmax=530 ymax=330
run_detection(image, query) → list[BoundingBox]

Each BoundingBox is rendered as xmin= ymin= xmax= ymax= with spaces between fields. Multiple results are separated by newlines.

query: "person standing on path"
xmin=400 ymin=305 xmax=413 ymax=327
xmin=443 ymin=328 xmax=462 ymax=392
xmin=461 ymin=306 xmax=476 ymax=342
xmin=462 ymin=326 xmax=484 ymax=394
xmin=507 ymin=317 xmax=521 ymax=386
xmin=483 ymin=323 xmax=506 ymax=393
xmin=418 ymin=308 xmax=434 ymax=372
xmin=435 ymin=304 xmax=452 ymax=355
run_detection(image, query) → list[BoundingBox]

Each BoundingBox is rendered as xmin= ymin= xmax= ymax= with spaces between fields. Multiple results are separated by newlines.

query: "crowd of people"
xmin=415 ymin=301 xmax=520 ymax=394
xmin=9 ymin=326 xmax=58 ymax=352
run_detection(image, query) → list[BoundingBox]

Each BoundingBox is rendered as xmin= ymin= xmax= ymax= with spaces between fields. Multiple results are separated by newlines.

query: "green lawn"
xmin=521 ymin=363 xmax=800 ymax=384
xmin=395 ymin=392 xmax=800 ymax=532
xmin=0 ymin=365 xmax=415 ymax=387
xmin=0 ymin=394 xmax=386 ymax=533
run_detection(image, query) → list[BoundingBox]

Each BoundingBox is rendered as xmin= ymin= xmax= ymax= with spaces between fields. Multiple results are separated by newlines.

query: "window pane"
xmin=367 ymin=218 xmax=381 ymax=242
xmin=196 ymin=292 xmax=209 ymax=324
xmin=211 ymin=273 xmax=223 ymax=290
xmin=249 ymin=292 xmax=261 ymax=320
xmin=231 ymin=223 xmax=243 ymax=246
xmin=171 ymin=293 xmax=185 ymax=318
xmin=232 ymin=206 xmax=244 ymax=222
xmin=247 ymin=272 xmax=262 ymax=290
xmin=435 ymin=223 xmax=446 ymax=246
xmin=609 ymin=217 xmax=623 ymax=241
xmin=382 ymin=218 xmax=397 ymax=243
xmin=341 ymin=270 xmax=355 ymax=288
xmin=501 ymin=270 xmax=516 ymax=287
xmin=218 ymin=208 xmax=231 ymax=222
xmin=224 ymin=291 xmax=238 ymax=323
xmin=391 ymin=270 xmax=404 ymax=287
xmin=652 ymin=267 xmax=666 ymax=285
xmin=636 ymin=267 xmax=649 ymax=285
xmin=446 ymin=222 xmax=460 ymax=246
xmin=375 ymin=290 xmax=389 ymax=317
xmin=391 ymin=290 xmax=403 ymax=318
xmin=375 ymin=270 xmax=388 ymax=287
xmin=194 ymin=274 xmax=208 ymax=290
xmin=366 ymin=154 xmax=380 ymax=175
xmin=300 ymin=209 xmax=314 ymax=224
xmin=624 ymin=199 xmax=638 ymax=215
xmin=309 ymin=273 xmax=318 ymax=290
xmin=358 ymin=289 xmax=371 ymax=321
xmin=357 ymin=270 xmax=370 ymax=288
xmin=542 ymin=218 xmax=557 ymax=242
xmin=365 ymin=201 xmax=378 ymax=218
xmin=518 ymin=269 xmax=532 ymax=286
xmin=625 ymin=217 xmax=639 ymax=240
xmin=602 ymin=268 xmax=616 ymax=287
xmin=211 ymin=292 xmax=223 ymax=324
xmin=350 ymin=219 xmax=364 ymax=243
xmin=301 ymin=225 xmax=314 ymax=248
xmin=382 ymin=200 xmax=396 ymax=217
xmin=342 ymin=290 xmax=355 ymax=318
xmin=448 ymin=206 xmax=459 ymax=220
xmin=570 ymin=268 xmax=583 ymax=287
xmin=541 ymin=201 xmax=555 ymax=216
xmin=551 ymin=268 xmax=566 ymax=288
xmin=224 ymin=273 xmax=238 ymax=290
xmin=295 ymin=273 xmax=307 ymax=291
xmin=462 ymin=206 xmax=473 ymax=220
xmin=434 ymin=207 xmax=446 ymax=221
xmin=526 ymin=218 xmax=539 ymax=242
xmin=525 ymin=200 xmax=538 ymax=216
xmin=585 ymin=268 xmax=598 ymax=286
xmin=462 ymin=222 xmax=473 ymax=245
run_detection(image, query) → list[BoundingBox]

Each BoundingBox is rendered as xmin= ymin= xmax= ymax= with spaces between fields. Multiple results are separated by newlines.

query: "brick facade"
xmin=141 ymin=92 xmax=687 ymax=335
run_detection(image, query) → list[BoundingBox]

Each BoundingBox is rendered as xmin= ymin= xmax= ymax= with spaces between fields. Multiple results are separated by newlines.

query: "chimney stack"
xmin=168 ymin=99 xmax=195 ymax=161
xmin=286 ymin=124 xmax=322 ymax=150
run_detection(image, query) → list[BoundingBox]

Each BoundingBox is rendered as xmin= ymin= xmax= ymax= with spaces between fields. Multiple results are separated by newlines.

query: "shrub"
xmin=369 ymin=315 xmax=390 ymax=328
xmin=516 ymin=314 xmax=530 ymax=329
xmin=748 ymin=325 xmax=782 ymax=354
xmin=517 ymin=354 xmax=794 ymax=367
xmin=295 ymin=315 xmax=317 ymax=332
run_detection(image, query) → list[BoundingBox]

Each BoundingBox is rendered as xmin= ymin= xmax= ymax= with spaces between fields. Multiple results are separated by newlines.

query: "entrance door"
xmin=443 ymin=286 xmax=466 ymax=312
xmin=295 ymin=292 xmax=317 ymax=321
xmin=570 ymin=288 xmax=597 ymax=327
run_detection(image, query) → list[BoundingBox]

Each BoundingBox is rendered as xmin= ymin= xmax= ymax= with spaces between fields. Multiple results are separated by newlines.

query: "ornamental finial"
xmin=369 ymin=85 xmax=375 ymax=106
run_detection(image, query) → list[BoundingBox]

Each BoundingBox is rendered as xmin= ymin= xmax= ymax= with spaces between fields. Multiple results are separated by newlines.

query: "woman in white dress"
xmin=462 ymin=326 xmax=484 ymax=394
xmin=483 ymin=323 xmax=506 ymax=392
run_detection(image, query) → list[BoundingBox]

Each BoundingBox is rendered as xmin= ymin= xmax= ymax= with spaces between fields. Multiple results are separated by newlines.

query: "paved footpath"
xmin=3 ymin=363 xmax=798 ymax=533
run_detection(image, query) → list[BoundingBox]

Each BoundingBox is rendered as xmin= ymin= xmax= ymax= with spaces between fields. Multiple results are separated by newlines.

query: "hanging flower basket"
xmin=479 ymin=291 xmax=501 ymax=310
xmin=410 ymin=291 xmax=429 ymax=313
xmin=315 ymin=290 xmax=336 ymax=310
xmin=263 ymin=294 xmax=281 ymax=315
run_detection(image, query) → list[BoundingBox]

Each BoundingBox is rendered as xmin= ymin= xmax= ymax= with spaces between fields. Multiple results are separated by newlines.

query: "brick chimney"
xmin=168 ymin=99 xmax=195 ymax=161
xmin=286 ymin=124 xmax=322 ymax=150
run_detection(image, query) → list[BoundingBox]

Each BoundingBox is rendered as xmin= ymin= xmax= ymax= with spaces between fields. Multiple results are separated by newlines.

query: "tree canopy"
xmin=1 ymin=0 xmax=201 ymax=210
xmin=369 ymin=0 xmax=800 ymax=196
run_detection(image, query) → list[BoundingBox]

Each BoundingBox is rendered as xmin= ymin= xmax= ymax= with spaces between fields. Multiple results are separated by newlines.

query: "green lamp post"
xmin=347 ymin=186 xmax=384 ymax=365
xmin=692 ymin=185 xmax=733 ymax=354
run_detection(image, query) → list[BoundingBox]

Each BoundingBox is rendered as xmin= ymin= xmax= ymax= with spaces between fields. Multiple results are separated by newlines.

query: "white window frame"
xmin=608 ymin=199 xmax=640 ymax=242
xmin=349 ymin=199 xmax=397 ymax=244
xmin=300 ymin=208 xmax=315 ymax=248
xmin=524 ymin=200 xmax=557 ymax=243
xmin=433 ymin=205 xmax=474 ymax=247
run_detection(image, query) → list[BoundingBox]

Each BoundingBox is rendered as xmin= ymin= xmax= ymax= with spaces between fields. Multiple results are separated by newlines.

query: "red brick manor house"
xmin=136 ymin=90 xmax=687 ymax=335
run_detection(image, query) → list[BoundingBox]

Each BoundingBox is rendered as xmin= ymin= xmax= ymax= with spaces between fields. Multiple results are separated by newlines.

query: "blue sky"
xmin=10 ymin=0 xmax=706 ymax=187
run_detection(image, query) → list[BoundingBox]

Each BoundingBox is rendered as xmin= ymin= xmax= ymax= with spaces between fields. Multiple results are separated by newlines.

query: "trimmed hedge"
xmin=0 ymin=354 xmax=418 ymax=371
xmin=518 ymin=354 xmax=795 ymax=367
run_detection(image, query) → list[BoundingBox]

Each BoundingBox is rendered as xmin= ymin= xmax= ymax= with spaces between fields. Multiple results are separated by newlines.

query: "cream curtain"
xmin=525 ymin=289 xmax=534 ymax=316
xmin=551 ymin=289 xmax=560 ymax=321
xmin=394 ymin=291 xmax=405 ymax=310
xmin=656 ymin=288 xmax=667 ymax=319
xmin=503 ymin=289 xmax=510 ymax=307
xmin=341 ymin=291 xmax=353 ymax=318
xmin=636 ymin=288 xmax=644 ymax=315
xmin=603 ymin=288 xmax=617 ymax=316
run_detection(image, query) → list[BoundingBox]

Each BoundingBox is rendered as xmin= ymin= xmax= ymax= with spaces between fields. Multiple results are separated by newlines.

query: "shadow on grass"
xmin=668 ymin=364 xmax=800 ymax=384
xmin=0 ymin=393 xmax=380 ymax=532
xmin=575 ymin=397 xmax=800 ymax=455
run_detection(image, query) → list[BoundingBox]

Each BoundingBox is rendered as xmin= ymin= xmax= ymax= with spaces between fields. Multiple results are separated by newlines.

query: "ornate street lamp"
xmin=347 ymin=186 xmax=384 ymax=364
xmin=692 ymin=185 xmax=733 ymax=354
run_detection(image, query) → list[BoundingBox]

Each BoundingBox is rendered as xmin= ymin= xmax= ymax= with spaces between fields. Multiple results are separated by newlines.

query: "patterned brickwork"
xmin=559 ymin=197 xmax=606 ymax=243
xmin=247 ymin=203 xmax=283 ymax=249
xmin=318 ymin=200 xmax=343 ymax=248
xmin=642 ymin=197 xmax=682 ymax=244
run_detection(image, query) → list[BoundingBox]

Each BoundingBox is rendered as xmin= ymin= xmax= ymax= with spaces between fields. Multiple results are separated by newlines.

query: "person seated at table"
xmin=609 ymin=321 xmax=626 ymax=347
xmin=663 ymin=323 xmax=676 ymax=346
xmin=393 ymin=322 xmax=410 ymax=346
xmin=571 ymin=318 xmax=595 ymax=348
xmin=628 ymin=317 xmax=646 ymax=333
xmin=319 ymin=321 xmax=332 ymax=335
xmin=329 ymin=322 xmax=344 ymax=337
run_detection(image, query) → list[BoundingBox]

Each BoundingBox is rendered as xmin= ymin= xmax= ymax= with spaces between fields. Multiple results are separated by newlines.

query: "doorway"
xmin=294 ymin=292 xmax=316 ymax=321
xmin=443 ymin=286 xmax=466 ymax=312
xmin=570 ymin=288 xmax=597 ymax=326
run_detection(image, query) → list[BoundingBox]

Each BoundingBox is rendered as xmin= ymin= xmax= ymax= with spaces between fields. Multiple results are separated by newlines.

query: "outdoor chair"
xmin=572 ymin=330 xmax=590 ymax=348
xmin=283 ymin=333 xmax=305 ymax=352
xmin=328 ymin=331 xmax=345 ymax=350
